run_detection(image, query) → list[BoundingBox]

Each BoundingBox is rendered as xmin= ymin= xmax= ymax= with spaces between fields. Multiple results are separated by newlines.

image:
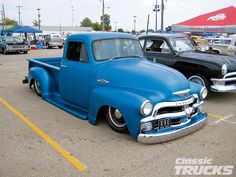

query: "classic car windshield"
xmin=169 ymin=37 xmax=195 ymax=52
xmin=93 ymin=38 xmax=143 ymax=61
xmin=3 ymin=37 xmax=22 ymax=43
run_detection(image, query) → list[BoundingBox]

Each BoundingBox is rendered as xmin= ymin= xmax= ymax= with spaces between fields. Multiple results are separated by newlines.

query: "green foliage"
xmin=32 ymin=20 xmax=39 ymax=26
xmin=100 ymin=14 xmax=111 ymax=31
xmin=4 ymin=18 xmax=18 ymax=26
xmin=80 ymin=17 xmax=93 ymax=27
xmin=117 ymin=28 xmax=124 ymax=32
xmin=92 ymin=22 xmax=102 ymax=31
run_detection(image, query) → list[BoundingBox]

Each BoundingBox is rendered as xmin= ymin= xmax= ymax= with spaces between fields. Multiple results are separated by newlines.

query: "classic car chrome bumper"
xmin=211 ymin=72 xmax=236 ymax=92
xmin=137 ymin=95 xmax=207 ymax=144
xmin=138 ymin=113 xmax=207 ymax=144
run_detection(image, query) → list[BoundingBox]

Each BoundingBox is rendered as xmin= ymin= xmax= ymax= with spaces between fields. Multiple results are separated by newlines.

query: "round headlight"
xmin=200 ymin=87 xmax=208 ymax=99
xmin=140 ymin=100 xmax=153 ymax=116
xmin=221 ymin=64 xmax=227 ymax=76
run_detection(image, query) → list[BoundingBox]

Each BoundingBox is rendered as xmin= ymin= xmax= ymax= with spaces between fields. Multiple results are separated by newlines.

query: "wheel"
xmin=33 ymin=80 xmax=41 ymax=96
xmin=23 ymin=51 xmax=28 ymax=54
xmin=188 ymin=74 xmax=210 ymax=91
xmin=105 ymin=106 xmax=128 ymax=133
xmin=58 ymin=46 xmax=63 ymax=49
xmin=3 ymin=48 xmax=7 ymax=54
xmin=47 ymin=43 xmax=51 ymax=49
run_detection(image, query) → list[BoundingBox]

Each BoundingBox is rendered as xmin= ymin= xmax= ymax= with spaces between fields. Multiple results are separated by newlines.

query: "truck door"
xmin=142 ymin=39 xmax=174 ymax=67
xmin=59 ymin=41 xmax=90 ymax=109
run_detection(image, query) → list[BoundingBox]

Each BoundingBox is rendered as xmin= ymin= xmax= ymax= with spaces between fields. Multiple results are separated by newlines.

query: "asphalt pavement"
xmin=0 ymin=49 xmax=235 ymax=177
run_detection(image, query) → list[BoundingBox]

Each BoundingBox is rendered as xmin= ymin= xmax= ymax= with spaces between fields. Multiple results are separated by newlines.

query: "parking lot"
xmin=0 ymin=49 xmax=235 ymax=177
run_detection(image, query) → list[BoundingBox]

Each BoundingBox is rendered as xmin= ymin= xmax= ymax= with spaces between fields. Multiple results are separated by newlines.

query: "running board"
xmin=43 ymin=94 xmax=88 ymax=120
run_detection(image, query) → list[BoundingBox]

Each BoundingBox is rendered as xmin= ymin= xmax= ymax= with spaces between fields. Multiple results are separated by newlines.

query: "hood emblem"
xmin=173 ymin=89 xmax=191 ymax=97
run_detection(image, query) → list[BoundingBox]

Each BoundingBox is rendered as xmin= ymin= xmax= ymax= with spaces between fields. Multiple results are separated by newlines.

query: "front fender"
xmin=88 ymin=87 xmax=147 ymax=139
xmin=28 ymin=67 xmax=56 ymax=97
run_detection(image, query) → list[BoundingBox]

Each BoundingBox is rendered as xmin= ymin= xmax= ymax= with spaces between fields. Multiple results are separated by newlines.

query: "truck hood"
xmin=179 ymin=51 xmax=236 ymax=71
xmin=96 ymin=58 xmax=190 ymax=101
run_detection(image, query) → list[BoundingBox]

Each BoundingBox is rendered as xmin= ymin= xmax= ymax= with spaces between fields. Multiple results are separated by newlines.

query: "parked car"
xmin=0 ymin=36 xmax=30 ymax=54
xmin=23 ymin=32 xmax=208 ymax=144
xmin=205 ymin=37 xmax=236 ymax=56
xmin=139 ymin=34 xmax=236 ymax=92
xmin=43 ymin=34 xmax=63 ymax=49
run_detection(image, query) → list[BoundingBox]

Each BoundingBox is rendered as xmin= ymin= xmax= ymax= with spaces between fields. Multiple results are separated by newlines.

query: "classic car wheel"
xmin=188 ymin=74 xmax=210 ymax=91
xmin=105 ymin=106 xmax=128 ymax=133
xmin=33 ymin=80 xmax=41 ymax=96
xmin=23 ymin=51 xmax=28 ymax=54
xmin=3 ymin=48 xmax=7 ymax=54
xmin=58 ymin=46 xmax=63 ymax=49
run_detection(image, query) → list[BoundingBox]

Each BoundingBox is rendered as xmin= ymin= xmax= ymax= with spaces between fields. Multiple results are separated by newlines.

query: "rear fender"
xmin=28 ymin=67 xmax=56 ymax=97
xmin=88 ymin=87 xmax=146 ymax=138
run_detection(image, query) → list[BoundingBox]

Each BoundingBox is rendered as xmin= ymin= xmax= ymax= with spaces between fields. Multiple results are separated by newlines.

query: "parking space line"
xmin=0 ymin=97 xmax=87 ymax=171
xmin=208 ymin=113 xmax=235 ymax=125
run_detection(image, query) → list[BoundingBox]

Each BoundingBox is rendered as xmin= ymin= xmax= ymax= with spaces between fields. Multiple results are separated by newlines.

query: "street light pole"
xmin=161 ymin=0 xmax=164 ymax=32
xmin=37 ymin=8 xmax=41 ymax=31
xmin=133 ymin=16 xmax=137 ymax=35
xmin=153 ymin=0 xmax=160 ymax=32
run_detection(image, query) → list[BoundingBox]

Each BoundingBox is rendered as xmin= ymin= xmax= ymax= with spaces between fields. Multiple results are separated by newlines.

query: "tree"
xmin=32 ymin=20 xmax=39 ymax=26
xmin=148 ymin=29 xmax=154 ymax=33
xmin=100 ymin=14 xmax=111 ymax=31
xmin=4 ymin=18 xmax=17 ymax=26
xmin=92 ymin=22 xmax=102 ymax=31
xmin=80 ymin=17 xmax=92 ymax=27
xmin=117 ymin=28 xmax=124 ymax=33
xmin=140 ymin=29 xmax=146 ymax=33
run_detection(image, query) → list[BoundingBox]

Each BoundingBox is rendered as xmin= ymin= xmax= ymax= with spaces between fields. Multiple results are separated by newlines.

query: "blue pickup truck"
xmin=23 ymin=32 xmax=208 ymax=144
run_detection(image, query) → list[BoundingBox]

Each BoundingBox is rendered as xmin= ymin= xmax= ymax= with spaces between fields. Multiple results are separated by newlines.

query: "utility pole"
xmin=114 ymin=21 xmax=117 ymax=32
xmin=101 ymin=0 xmax=105 ymax=31
xmin=1 ymin=4 xmax=6 ymax=30
xmin=146 ymin=14 xmax=150 ymax=34
xmin=16 ymin=5 xmax=23 ymax=26
xmin=133 ymin=16 xmax=137 ymax=35
xmin=160 ymin=0 xmax=164 ymax=32
xmin=71 ymin=5 xmax=74 ymax=27
xmin=37 ymin=8 xmax=41 ymax=31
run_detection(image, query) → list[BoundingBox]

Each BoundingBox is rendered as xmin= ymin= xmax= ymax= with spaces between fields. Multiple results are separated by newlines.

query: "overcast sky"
xmin=1 ymin=0 xmax=236 ymax=31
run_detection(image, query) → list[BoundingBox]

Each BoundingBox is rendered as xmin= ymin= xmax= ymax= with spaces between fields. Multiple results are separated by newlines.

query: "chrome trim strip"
xmin=223 ymin=72 xmax=236 ymax=79
xmin=97 ymin=79 xmax=109 ymax=84
xmin=138 ymin=114 xmax=207 ymax=144
xmin=172 ymin=89 xmax=191 ymax=97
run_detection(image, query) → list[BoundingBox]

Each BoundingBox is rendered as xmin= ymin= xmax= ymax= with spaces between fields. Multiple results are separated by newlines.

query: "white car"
xmin=206 ymin=37 xmax=236 ymax=56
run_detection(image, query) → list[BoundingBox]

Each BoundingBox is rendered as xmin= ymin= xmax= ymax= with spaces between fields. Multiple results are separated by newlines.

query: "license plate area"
xmin=155 ymin=118 xmax=171 ymax=129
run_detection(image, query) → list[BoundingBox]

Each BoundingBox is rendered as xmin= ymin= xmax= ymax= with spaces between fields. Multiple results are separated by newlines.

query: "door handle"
xmin=61 ymin=65 xmax=68 ymax=68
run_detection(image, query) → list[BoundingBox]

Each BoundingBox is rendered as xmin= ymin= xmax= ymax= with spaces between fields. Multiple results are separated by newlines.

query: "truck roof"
xmin=67 ymin=32 xmax=137 ymax=42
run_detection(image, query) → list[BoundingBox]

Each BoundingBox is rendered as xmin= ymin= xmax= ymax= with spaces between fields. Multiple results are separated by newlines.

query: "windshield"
xmin=169 ymin=37 xmax=195 ymax=52
xmin=3 ymin=37 xmax=22 ymax=43
xmin=93 ymin=38 xmax=143 ymax=61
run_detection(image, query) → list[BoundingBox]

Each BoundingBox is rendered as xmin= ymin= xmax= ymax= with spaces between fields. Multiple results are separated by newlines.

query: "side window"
xmin=145 ymin=39 xmax=171 ymax=54
xmin=234 ymin=41 xmax=236 ymax=47
xmin=67 ymin=41 xmax=88 ymax=63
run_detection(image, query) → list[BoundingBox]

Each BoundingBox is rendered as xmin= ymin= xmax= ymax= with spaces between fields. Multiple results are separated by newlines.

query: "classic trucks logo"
xmin=207 ymin=13 xmax=226 ymax=21
xmin=175 ymin=158 xmax=234 ymax=176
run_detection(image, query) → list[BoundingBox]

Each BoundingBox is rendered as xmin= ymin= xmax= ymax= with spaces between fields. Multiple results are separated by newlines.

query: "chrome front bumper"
xmin=138 ymin=113 xmax=207 ymax=144
xmin=211 ymin=72 xmax=236 ymax=92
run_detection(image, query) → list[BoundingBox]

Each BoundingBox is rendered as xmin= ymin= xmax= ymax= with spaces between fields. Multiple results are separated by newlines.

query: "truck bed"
xmin=28 ymin=57 xmax=62 ymax=70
